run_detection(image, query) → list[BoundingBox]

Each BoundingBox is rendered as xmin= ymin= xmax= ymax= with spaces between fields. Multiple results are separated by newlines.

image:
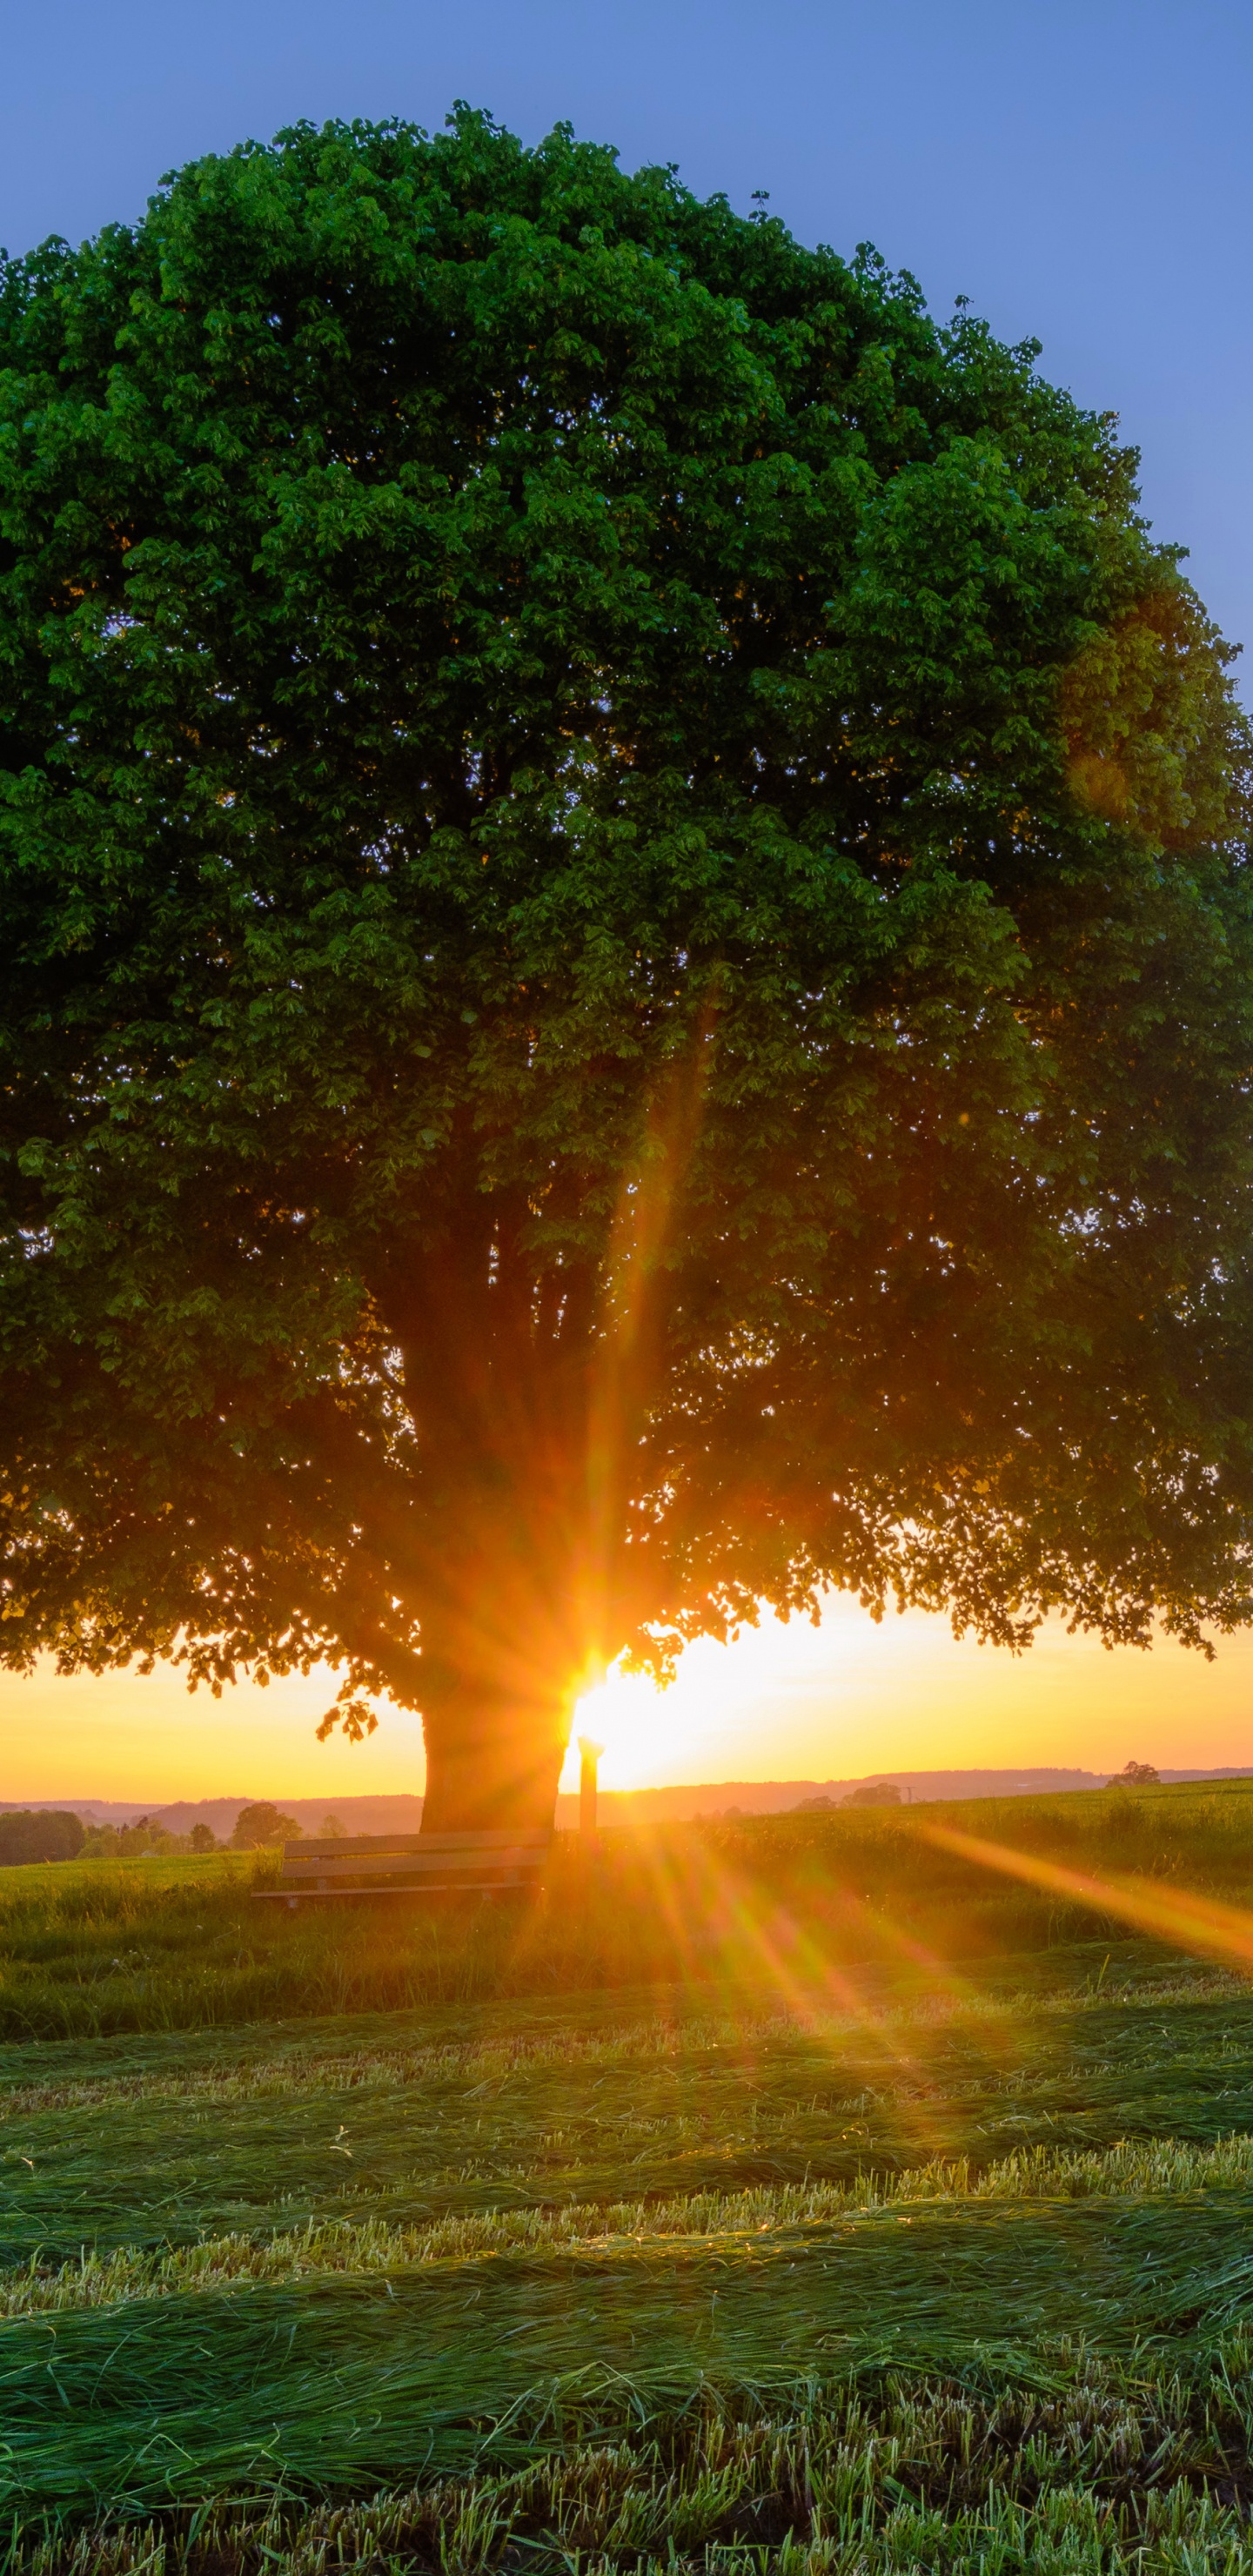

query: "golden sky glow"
xmin=2 ymin=1593 xmax=1252 ymax=1802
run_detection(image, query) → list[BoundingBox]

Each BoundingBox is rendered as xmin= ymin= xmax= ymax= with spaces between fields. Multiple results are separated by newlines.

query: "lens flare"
xmin=922 ymin=1820 xmax=1253 ymax=1974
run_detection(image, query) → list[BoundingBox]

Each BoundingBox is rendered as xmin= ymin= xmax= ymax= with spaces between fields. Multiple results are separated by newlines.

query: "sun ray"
xmin=923 ymin=1821 xmax=1253 ymax=1976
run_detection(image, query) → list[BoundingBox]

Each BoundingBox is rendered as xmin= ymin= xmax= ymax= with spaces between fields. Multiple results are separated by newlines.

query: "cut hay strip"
xmin=0 ymin=1969 xmax=1237 ymax=2122
xmin=4 ymin=2129 xmax=1253 ymax=2318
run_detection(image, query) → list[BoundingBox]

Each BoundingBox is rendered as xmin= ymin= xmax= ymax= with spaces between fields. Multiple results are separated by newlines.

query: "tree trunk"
xmin=419 ymin=1680 xmax=570 ymax=1835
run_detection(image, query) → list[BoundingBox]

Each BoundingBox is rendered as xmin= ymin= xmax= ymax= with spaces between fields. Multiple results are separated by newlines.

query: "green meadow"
xmin=4 ymin=1777 xmax=1253 ymax=2043
xmin=4 ymin=1782 xmax=1253 ymax=2569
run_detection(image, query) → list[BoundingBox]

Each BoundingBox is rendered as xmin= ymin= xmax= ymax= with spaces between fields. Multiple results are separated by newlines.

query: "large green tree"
xmin=3 ymin=112 xmax=1252 ymax=1831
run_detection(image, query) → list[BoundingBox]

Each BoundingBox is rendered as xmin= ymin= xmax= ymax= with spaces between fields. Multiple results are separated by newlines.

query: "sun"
xmin=564 ymin=1615 xmax=834 ymax=1793
xmin=565 ymin=1665 xmax=709 ymax=1793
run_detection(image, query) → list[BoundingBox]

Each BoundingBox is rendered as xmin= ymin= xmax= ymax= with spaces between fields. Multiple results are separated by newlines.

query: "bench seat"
xmin=251 ymin=1827 xmax=550 ymax=1906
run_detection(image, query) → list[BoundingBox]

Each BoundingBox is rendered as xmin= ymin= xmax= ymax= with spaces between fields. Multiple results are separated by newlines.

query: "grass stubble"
xmin=6 ymin=1785 xmax=1253 ymax=2566
xmin=17 ymin=2350 xmax=1253 ymax=2576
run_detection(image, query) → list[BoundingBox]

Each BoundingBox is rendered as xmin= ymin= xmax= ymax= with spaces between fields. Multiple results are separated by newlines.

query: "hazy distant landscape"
xmin=7 ymin=1764 xmax=1252 ymax=1841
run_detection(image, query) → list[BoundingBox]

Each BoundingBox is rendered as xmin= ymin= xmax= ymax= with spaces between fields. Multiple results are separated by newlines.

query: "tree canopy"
xmin=231 ymin=1802 xmax=300 ymax=1849
xmin=2 ymin=110 xmax=1252 ymax=1828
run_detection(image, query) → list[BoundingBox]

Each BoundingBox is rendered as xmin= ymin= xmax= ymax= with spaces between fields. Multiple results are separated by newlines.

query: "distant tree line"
xmin=0 ymin=1800 xmax=338 ymax=1864
xmin=795 ymin=1785 xmax=903 ymax=1813
xmin=0 ymin=1810 xmax=85 ymax=1864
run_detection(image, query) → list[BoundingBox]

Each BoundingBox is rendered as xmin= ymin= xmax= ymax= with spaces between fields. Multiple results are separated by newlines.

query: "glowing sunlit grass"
xmin=9 ymin=1945 xmax=1253 ymax=2277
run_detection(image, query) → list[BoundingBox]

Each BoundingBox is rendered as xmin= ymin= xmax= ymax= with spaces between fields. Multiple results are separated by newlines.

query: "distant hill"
xmin=5 ymin=1765 xmax=1253 ymax=1835
xmin=572 ymin=1766 xmax=1253 ymax=1821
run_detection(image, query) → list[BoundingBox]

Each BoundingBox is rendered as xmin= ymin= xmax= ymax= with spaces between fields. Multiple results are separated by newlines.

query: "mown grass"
xmin=14 ymin=2195 xmax=1253 ymax=2506
xmin=1 ymin=1942 xmax=1252 ymax=2519
xmin=12 ymin=2340 xmax=1253 ymax=2571
xmin=4 ymin=1943 xmax=1252 ymax=2261
xmin=10 ymin=2356 xmax=1253 ymax=2575
xmin=10 ymin=2128 xmax=1253 ymax=2318
xmin=6 ymin=1786 xmax=1253 ymax=2565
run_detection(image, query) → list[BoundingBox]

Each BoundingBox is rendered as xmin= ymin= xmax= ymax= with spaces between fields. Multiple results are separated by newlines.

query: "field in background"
xmin=35 ymin=1765 xmax=1247 ymax=1839
xmin=1 ymin=1774 xmax=1252 ymax=2042
xmin=4 ymin=1780 xmax=1253 ymax=2568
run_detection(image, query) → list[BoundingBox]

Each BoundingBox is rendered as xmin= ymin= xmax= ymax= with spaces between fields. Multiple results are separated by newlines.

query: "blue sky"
xmin=3 ymin=0 xmax=1251 ymax=687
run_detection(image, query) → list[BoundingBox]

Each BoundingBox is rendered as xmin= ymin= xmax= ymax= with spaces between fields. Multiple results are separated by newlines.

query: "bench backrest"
xmin=278 ymin=1828 xmax=550 ymax=1890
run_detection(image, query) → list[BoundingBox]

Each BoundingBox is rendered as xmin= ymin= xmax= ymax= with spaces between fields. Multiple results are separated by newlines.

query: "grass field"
xmin=5 ymin=1782 xmax=1253 ymax=2567
xmin=4 ymin=1774 xmax=1253 ymax=2043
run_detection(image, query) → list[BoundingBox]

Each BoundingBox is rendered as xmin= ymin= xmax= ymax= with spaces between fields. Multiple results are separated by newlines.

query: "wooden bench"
xmin=251 ymin=1827 xmax=551 ymax=1908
